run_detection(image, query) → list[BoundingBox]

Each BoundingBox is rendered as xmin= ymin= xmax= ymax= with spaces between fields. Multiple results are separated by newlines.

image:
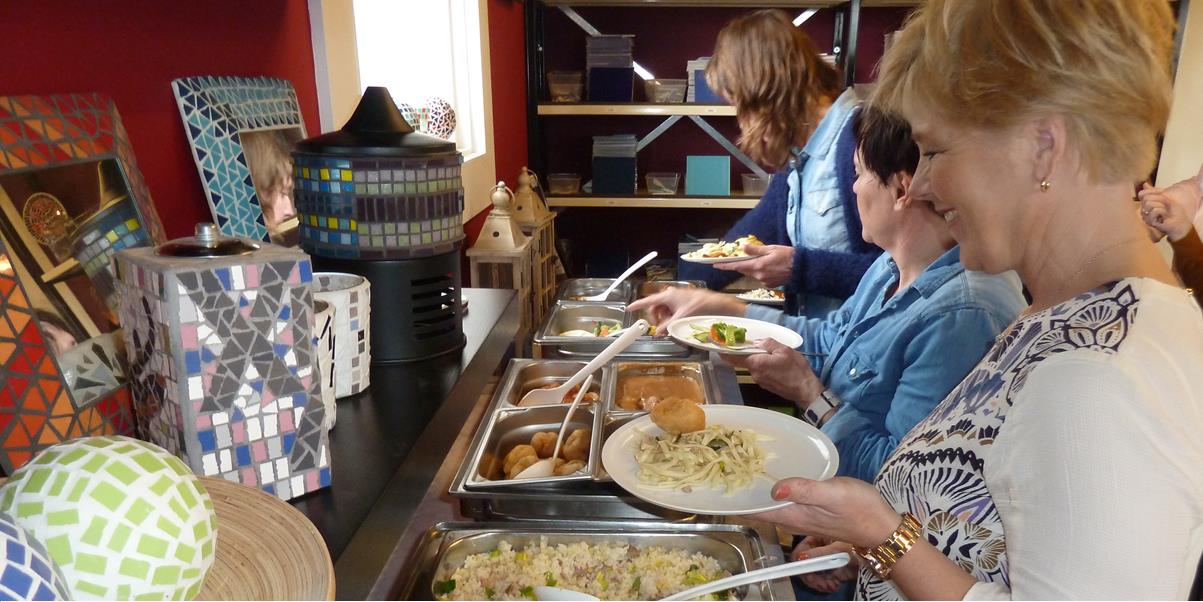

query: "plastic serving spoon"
xmin=518 ymin=319 xmax=649 ymax=407
xmin=514 ymin=374 xmax=594 ymax=479
xmin=582 ymin=251 xmax=657 ymax=301
xmin=533 ymin=552 xmax=851 ymax=601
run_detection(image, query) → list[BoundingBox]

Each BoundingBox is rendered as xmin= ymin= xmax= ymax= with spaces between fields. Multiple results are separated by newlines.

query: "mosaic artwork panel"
xmin=172 ymin=76 xmax=306 ymax=242
xmin=0 ymin=511 xmax=72 ymax=600
xmin=292 ymin=153 xmax=465 ymax=259
xmin=117 ymin=247 xmax=332 ymax=501
xmin=0 ymin=238 xmax=136 ymax=475
xmin=0 ymin=94 xmax=166 ymax=243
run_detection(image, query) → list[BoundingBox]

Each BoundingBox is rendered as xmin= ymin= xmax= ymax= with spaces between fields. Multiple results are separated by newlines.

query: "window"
xmin=353 ymin=0 xmax=488 ymax=160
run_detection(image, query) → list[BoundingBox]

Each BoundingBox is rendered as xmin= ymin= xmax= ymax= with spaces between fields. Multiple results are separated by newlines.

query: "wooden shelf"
xmin=40 ymin=258 xmax=80 ymax=284
xmin=538 ymin=103 xmax=736 ymax=116
xmin=543 ymin=0 xmax=916 ymax=6
xmin=547 ymin=194 xmax=758 ymax=209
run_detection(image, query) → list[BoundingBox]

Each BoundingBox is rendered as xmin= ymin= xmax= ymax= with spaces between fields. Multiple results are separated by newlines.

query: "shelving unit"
xmin=525 ymin=0 xmax=914 ymax=276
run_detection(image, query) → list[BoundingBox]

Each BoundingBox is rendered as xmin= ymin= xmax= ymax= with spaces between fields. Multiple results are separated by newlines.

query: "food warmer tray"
xmin=450 ymin=358 xmax=723 ymax=521
xmin=532 ymin=302 xmax=700 ymax=360
xmin=395 ymin=521 xmax=794 ymax=601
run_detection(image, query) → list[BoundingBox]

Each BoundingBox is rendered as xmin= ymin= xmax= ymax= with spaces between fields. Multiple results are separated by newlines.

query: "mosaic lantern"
xmin=293 ymin=86 xmax=465 ymax=362
xmin=312 ymin=299 xmax=336 ymax=429
xmin=0 ymin=436 xmax=216 ymax=601
xmin=0 ymin=512 xmax=72 ymax=601
xmin=68 ymin=197 xmax=151 ymax=313
xmin=115 ymin=224 xmax=331 ymax=501
xmin=312 ymin=273 xmax=370 ymax=399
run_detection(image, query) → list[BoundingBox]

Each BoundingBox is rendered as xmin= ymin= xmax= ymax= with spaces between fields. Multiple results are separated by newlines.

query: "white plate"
xmin=601 ymin=405 xmax=839 ymax=515
xmin=666 ymin=315 xmax=804 ymax=355
xmin=736 ymin=290 xmax=786 ymax=306
xmin=678 ymin=253 xmax=754 ymax=265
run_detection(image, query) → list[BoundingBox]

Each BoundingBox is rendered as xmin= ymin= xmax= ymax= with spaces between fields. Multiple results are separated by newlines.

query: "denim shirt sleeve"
xmin=821 ymin=306 xmax=1009 ymax=482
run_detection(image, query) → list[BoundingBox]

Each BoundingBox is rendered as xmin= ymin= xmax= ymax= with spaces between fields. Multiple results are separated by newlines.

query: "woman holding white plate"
xmin=632 ymin=107 xmax=1025 ymax=485
xmin=752 ymin=1 xmax=1203 ymax=599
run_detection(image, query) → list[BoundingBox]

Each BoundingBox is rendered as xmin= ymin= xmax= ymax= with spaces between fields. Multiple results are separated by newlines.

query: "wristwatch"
xmin=853 ymin=513 xmax=924 ymax=580
xmin=802 ymin=388 xmax=841 ymax=427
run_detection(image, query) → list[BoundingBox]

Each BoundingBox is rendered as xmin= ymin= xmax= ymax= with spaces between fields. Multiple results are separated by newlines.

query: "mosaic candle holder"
xmin=312 ymin=273 xmax=370 ymax=397
xmin=312 ymin=298 xmax=336 ymax=428
xmin=69 ymin=198 xmax=151 ymax=313
xmin=115 ymin=225 xmax=331 ymax=501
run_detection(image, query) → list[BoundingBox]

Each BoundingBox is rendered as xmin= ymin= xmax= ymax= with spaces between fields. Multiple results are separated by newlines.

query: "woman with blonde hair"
xmin=679 ymin=9 xmax=881 ymax=318
xmin=754 ymin=0 xmax=1203 ymax=599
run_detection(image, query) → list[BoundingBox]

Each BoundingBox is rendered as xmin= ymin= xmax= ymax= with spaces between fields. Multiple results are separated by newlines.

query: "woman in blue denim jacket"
xmin=678 ymin=10 xmax=882 ymax=317
xmin=632 ymin=107 xmax=1025 ymax=483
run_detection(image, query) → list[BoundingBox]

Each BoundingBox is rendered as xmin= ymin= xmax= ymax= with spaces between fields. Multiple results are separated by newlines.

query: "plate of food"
xmin=736 ymin=288 xmax=786 ymax=306
xmin=666 ymin=315 xmax=803 ymax=355
xmin=601 ymin=403 xmax=838 ymax=515
xmin=680 ymin=235 xmax=763 ymax=264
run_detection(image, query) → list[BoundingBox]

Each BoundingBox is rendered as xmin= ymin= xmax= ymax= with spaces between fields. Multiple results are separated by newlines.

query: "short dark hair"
xmin=853 ymin=105 xmax=920 ymax=184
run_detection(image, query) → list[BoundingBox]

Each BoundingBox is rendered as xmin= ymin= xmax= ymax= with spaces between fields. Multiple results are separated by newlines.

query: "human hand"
xmin=1140 ymin=183 xmax=1196 ymax=242
xmin=792 ymin=536 xmax=860 ymax=593
xmin=751 ymin=476 xmax=901 ymax=548
xmin=627 ymin=288 xmax=745 ymax=335
xmin=1139 ymin=163 xmax=1203 ymax=242
xmin=724 ymin=339 xmax=821 ymax=405
xmin=713 ymin=244 xmax=795 ymax=287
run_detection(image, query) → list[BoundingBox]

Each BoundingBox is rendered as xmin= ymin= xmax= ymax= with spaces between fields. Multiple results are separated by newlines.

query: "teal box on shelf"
xmin=685 ymin=156 xmax=731 ymax=195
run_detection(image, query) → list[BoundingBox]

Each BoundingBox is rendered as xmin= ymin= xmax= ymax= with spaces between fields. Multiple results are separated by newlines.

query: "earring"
xmin=1040 ymin=180 xmax=1051 ymax=192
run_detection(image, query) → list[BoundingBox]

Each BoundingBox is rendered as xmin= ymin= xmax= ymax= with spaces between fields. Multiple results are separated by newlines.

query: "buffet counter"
xmin=288 ymin=288 xmax=520 ymax=600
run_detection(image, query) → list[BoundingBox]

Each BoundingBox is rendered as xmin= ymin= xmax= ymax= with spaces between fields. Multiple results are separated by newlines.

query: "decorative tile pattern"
xmin=0 ymin=511 xmax=72 ymax=601
xmin=0 ymin=238 xmax=136 ymax=474
xmin=116 ymin=245 xmax=332 ymax=501
xmin=0 ymin=94 xmax=166 ymax=243
xmin=69 ymin=198 xmax=149 ymax=312
xmin=56 ymin=334 xmax=127 ymax=409
xmin=312 ymin=299 xmax=336 ymax=429
xmin=0 ymin=436 xmax=216 ymax=601
xmin=418 ymin=96 xmax=457 ymax=141
xmin=172 ymin=76 xmax=306 ymax=242
xmin=293 ymin=153 xmax=465 ymax=259
xmin=312 ymin=273 xmax=370 ymax=397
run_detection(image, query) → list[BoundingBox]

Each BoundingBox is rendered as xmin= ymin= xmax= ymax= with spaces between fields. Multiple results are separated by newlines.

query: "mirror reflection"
xmin=240 ymin=127 xmax=304 ymax=247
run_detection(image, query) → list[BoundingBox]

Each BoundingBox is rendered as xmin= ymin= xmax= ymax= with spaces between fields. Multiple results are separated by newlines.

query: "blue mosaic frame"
xmin=172 ymin=76 xmax=307 ymax=242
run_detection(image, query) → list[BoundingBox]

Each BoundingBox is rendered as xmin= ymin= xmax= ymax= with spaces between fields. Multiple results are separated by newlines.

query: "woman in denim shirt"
xmin=633 ymin=107 xmax=1025 ymax=483
xmin=678 ymin=10 xmax=882 ymax=317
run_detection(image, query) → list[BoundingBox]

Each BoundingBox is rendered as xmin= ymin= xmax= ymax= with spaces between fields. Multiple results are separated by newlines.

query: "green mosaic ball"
xmin=0 ymin=436 xmax=217 ymax=601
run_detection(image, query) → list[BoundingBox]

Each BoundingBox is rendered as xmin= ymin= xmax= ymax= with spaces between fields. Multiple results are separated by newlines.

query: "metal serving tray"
xmin=636 ymin=279 xmax=705 ymax=299
xmin=606 ymin=360 xmax=715 ymax=414
xmin=451 ymin=358 xmax=725 ymax=519
xmin=532 ymin=303 xmax=697 ymax=360
xmin=557 ymin=278 xmax=634 ymax=304
xmin=396 ymin=521 xmax=792 ymax=601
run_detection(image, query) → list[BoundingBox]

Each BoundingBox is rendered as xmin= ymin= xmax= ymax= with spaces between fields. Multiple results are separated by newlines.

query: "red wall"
xmin=0 ymin=1 xmax=321 ymax=240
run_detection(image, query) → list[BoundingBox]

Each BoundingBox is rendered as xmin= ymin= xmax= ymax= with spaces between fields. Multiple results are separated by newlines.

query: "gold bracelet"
xmin=852 ymin=513 xmax=923 ymax=580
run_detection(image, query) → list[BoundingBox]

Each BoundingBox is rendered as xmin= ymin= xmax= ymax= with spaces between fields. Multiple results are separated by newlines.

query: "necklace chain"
xmin=1061 ymin=236 xmax=1145 ymax=294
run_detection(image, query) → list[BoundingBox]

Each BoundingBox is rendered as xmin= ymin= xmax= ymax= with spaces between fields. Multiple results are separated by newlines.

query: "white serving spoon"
xmin=518 ymin=319 xmax=649 ymax=407
xmin=581 ymin=251 xmax=657 ymax=301
xmin=534 ymin=552 xmax=851 ymax=601
xmin=514 ymin=374 xmax=594 ymax=479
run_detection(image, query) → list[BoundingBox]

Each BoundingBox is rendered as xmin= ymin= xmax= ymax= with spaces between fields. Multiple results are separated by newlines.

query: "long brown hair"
xmin=706 ymin=9 xmax=842 ymax=169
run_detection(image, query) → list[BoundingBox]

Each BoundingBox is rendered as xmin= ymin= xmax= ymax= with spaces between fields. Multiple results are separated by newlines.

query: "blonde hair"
xmin=706 ymin=9 xmax=841 ymax=168
xmin=873 ymin=0 xmax=1174 ymax=184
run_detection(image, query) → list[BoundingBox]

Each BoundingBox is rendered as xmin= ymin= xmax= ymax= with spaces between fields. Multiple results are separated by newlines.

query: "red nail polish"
xmin=772 ymin=484 xmax=790 ymax=499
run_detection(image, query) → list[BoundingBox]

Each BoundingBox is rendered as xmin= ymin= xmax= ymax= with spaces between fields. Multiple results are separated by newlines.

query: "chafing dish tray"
xmin=557 ymin=278 xmax=634 ymax=304
xmin=532 ymin=303 xmax=698 ymax=359
xmin=636 ymin=279 xmax=705 ymax=299
xmin=396 ymin=521 xmax=792 ymax=601
xmin=451 ymin=358 xmax=721 ymax=519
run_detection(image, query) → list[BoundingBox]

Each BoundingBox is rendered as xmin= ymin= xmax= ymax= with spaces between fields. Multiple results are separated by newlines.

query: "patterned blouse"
xmin=859 ymin=278 xmax=1203 ymax=600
